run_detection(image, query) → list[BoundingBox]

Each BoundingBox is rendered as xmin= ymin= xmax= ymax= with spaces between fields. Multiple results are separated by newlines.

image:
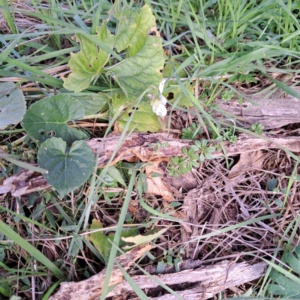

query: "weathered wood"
xmin=49 ymin=244 xmax=152 ymax=300
xmin=107 ymin=260 xmax=267 ymax=299
xmin=0 ymin=169 xmax=50 ymax=197
xmin=87 ymin=133 xmax=300 ymax=167
xmin=49 ymin=254 xmax=266 ymax=300
xmin=1 ymin=133 xmax=300 ymax=197
xmin=215 ymin=87 xmax=300 ymax=129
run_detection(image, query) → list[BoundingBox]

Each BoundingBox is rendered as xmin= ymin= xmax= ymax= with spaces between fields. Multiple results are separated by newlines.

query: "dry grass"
xmin=0 ymin=1 xmax=40 ymax=33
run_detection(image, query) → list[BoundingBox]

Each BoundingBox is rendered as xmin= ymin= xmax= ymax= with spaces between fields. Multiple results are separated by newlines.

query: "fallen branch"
xmin=215 ymin=86 xmax=300 ymax=129
xmin=112 ymin=260 xmax=267 ymax=299
xmin=48 ymin=244 xmax=266 ymax=300
xmin=50 ymin=258 xmax=266 ymax=299
xmin=1 ymin=133 xmax=300 ymax=197
xmin=49 ymin=244 xmax=152 ymax=300
xmin=88 ymin=133 xmax=300 ymax=167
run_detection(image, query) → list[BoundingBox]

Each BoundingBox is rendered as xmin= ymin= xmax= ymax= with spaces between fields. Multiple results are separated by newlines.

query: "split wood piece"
xmin=49 ymin=244 xmax=151 ymax=300
xmin=1 ymin=133 xmax=300 ymax=197
xmin=107 ymin=260 xmax=267 ymax=299
xmin=0 ymin=169 xmax=51 ymax=197
xmin=87 ymin=133 xmax=300 ymax=167
xmin=215 ymin=86 xmax=300 ymax=129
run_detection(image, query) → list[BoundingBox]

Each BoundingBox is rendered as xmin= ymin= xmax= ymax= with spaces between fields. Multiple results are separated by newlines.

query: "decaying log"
xmin=107 ymin=260 xmax=266 ymax=299
xmin=1 ymin=133 xmax=300 ymax=197
xmin=49 ymin=249 xmax=266 ymax=300
xmin=215 ymin=86 xmax=300 ymax=129
xmin=0 ymin=169 xmax=51 ymax=197
xmin=87 ymin=133 xmax=300 ymax=168
xmin=49 ymin=244 xmax=151 ymax=300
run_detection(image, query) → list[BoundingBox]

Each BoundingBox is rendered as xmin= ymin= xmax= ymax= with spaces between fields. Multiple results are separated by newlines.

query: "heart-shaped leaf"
xmin=0 ymin=82 xmax=26 ymax=129
xmin=71 ymin=93 xmax=108 ymax=115
xmin=268 ymin=245 xmax=300 ymax=298
xmin=22 ymin=94 xmax=87 ymax=145
xmin=37 ymin=137 xmax=95 ymax=197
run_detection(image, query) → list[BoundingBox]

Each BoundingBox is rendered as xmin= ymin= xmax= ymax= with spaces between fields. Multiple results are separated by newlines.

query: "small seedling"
xmin=222 ymin=89 xmax=235 ymax=101
xmin=191 ymin=139 xmax=216 ymax=162
xmin=251 ymin=122 xmax=264 ymax=134
xmin=168 ymin=139 xmax=216 ymax=177
xmin=168 ymin=147 xmax=199 ymax=177
xmin=181 ymin=122 xmax=202 ymax=140
xmin=220 ymin=127 xmax=237 ymax=143
xmin=149 ymin=142 xmax=169 ymax=152
xmin=230 ymin=73 xmax=258 ymax=86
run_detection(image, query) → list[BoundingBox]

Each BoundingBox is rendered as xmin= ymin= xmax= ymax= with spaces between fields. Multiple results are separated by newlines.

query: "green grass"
xmin=1 ymin=0 xmax=300 ymax=298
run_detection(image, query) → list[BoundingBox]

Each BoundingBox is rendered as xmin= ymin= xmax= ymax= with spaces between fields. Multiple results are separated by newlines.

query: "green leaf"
xmin=0 ymin=248 xmax=5 ymax=262
xmin=162 ymin=59 xmax=187 ymax=78
xmin=157 ymin=261 xmax=167 ymax=274
xmin=63 ymin=4 xmax=164 ymax=137
xmin=164 ymin=83 xmax=195 ymax=108
xmin=113 ymin=93 xmax=160 ymax=132
xmin=268 ymin=244 xmax=300 ymax=298
xmin=9 ymin=296 xmax=22 ymax=300
xmin=0 ymin=82 xmax=26 ymax=129
xmin=88 ymin=219 xmax=138 ymax=263
xmin=64 ymin=4 xmax=164 ymax=98
xmin=113 ymin=5 xmax=156 ymax=56
xmin=22 ymin=94 xmax=87 ymax=145
xmin=267 ymin=178 xmax=278 ymax=191
xmin=286 ymin=252 xmax=300 ymax=274
xmin=0 ymin=282 xmax=11 ymax=297
xmin=108 ymin=35 xmax=164 ymax=100
xmin=37 ymin=137 xmax=95 ymax=197
xmin=122 ymin=227 xmax=169 ymax=250
xmin=88 ymin=220 xmax=111 ymax=263
xmin=269 ymin=273 xmax=300 ymax=297
xmin=63 ymin=23 xmax=116 ymax=93
xmin=72 ymin=93 xmax=108 ymax=115
xmin=295 ymin=245 xmax=300 ymax=258
xmin=107 ymin=166 xmax=126 ymax=186
xmin=182 ymin=147 xmax=188 ymax=155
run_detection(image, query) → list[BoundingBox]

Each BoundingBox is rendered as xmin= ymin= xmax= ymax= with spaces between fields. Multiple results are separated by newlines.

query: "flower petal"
xmin=154 ymin=103 xmax=167 ymax=117
xmin=159 ymin=79 xmax=166 ymax=94
xmin=159 ymin=94 xmax=167 ymax=105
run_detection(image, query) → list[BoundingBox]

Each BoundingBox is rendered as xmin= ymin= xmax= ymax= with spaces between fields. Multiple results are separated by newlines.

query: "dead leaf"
xmin=180 ymin=180 xmax=218 ymax=258
xmin=145 ymin=161 xmax=174 ymax=200
xmin=227 ymin=150 xmax=269 ymax=188
xmin=122 ymin=227 xmax=169 ymax=250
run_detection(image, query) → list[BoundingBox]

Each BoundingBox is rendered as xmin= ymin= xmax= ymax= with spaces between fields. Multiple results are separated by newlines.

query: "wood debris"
xmin=1 ymin=134 xmax=300 ymax=197
xmin=49 ymin=244 xmax=152 ymax=300
xmin=108 ymin=260 xmax=267 ymax=299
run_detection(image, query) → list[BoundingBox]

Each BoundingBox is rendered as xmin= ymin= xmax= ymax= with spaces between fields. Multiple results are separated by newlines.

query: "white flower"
xmin=159 ymin=93 xmax=167 ymax=105
xmin=159 ymin=79 xmax=166 ymax=94
xmin=152 ymin=100 xmax=167 ymax=117
xmin=149 ymin=79 xmax=168 ymax=117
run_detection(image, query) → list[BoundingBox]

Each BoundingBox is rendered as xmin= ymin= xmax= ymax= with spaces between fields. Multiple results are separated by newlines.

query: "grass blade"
xmin=0 ymin=219 xmax=65 ymax=279
xmin=100 ymin=168 xmax=137 ymax=299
